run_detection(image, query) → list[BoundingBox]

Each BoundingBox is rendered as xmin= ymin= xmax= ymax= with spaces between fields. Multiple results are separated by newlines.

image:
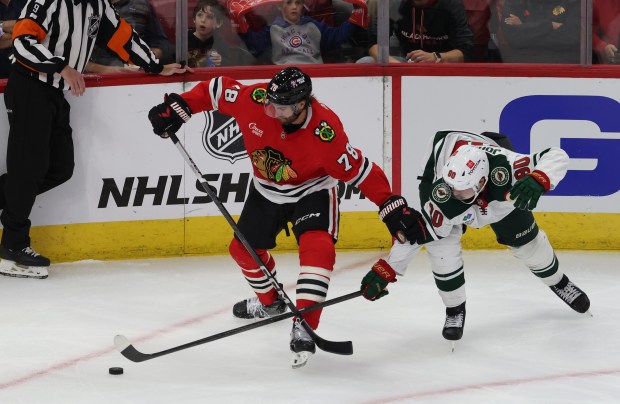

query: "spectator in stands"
xmin=487 ymin=0 xmax=507 ymax=62
xmin=592 ymin=0 xmax=620 ymax=64
xmin=358 ymin=0 xmax=473 ymax=63
xmin=0 ymin=0 xmax=27 ymax=78
xmin=188 ymin=0 xmax=229 ymax=67
xmin=85 ymin=0 xmax=173 ymax=73
xmin=463 ymin=0 xmax=492 ymax=62
xmin=501 ymin=0 xmax=580 ymax=63
xmin=237 ymin=0 xmax=368 ymax=64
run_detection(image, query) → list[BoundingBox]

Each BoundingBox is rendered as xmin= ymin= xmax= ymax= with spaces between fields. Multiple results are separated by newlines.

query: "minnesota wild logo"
xmin=250 ymin=87 xmax=267 ymax=104
xmin=491 ymin=167 xmax=509 ymax=186
xmin=314 ymin=120 xmax=336 ymax=142
xmin=432 ymin=183 xmax=452 ymax=203
xmin=251 ymin=146 xmax=298 ymax=182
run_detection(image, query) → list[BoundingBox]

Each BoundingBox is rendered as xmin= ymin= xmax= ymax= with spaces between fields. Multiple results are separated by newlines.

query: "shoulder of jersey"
xmin=309 ymin=104 xmax=343 ymax=144
xmin=428 ymin=181 xmax=469 ymax=220
xmin=429 ymin=180 xmax=453 ymax=206
xmin=487 ymin=154 xmax=512 ymax=188
xmin=245 ymin=82 xmax=270 ymax=105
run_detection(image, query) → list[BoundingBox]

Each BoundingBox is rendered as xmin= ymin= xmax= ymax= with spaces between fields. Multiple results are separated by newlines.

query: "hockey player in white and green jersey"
xmin=360 ymin=130 xmax=591 ymax=345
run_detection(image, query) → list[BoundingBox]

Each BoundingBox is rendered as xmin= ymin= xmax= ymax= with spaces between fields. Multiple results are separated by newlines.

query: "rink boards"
xmin=0 ymin=66 xmax=617 ymax=262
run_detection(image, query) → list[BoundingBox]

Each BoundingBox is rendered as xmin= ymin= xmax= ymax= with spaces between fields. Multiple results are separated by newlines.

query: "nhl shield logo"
xmin=87 ymin=16 xmax=101 ymax=39
xmin=201 ymin=110 xmax=247 ymax=163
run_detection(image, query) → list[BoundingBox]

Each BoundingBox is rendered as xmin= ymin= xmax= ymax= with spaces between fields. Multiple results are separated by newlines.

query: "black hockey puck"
xmin=109 ymin=367 xmax=124 ymax=375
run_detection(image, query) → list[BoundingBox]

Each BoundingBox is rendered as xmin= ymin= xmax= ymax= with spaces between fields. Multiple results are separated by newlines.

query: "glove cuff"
xmin=165 ymin=93 xmax=192 ymax=123
xmin=529 ymin=170 xmax=551 ymax=191
xmin=379 ymin=195 xmax=407 ymax=221
xmin=372 ymin=259 xmax=397 ymax=282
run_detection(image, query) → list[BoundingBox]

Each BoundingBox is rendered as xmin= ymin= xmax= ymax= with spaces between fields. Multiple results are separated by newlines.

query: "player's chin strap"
xmin=139 ymin=131 xmax=353 ymax=356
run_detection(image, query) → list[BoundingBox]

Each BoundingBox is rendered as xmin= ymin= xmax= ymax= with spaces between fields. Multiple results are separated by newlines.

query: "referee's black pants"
xmin=1 ymin=70 xmax=75 ymax=250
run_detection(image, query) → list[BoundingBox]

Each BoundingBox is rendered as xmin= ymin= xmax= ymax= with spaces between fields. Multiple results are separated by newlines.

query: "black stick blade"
xmin=114 ymin=335 xmax=152 ymax=363
xmin=315 ymin=338 xmax=353 ymax=355
xmin=302 ymin=322 xmax=354 ymax=355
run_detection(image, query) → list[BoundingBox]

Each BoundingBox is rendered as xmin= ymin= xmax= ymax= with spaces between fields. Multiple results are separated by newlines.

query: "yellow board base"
xmin=16 ymin=211 xmax=620 ymax=263
xmin=461 ymin=212 xmax=620 ymax=250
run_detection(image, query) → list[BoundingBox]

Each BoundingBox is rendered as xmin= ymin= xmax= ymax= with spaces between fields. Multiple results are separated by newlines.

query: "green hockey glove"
xmin=361 ymin=259 xmax=397 ymax=301
xmin=509 ymin=170 xmax=550 ymax=210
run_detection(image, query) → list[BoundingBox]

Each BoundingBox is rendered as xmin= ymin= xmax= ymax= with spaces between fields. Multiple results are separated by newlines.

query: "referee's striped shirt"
xmin=11 ymin=0 xmax=163 ymax=90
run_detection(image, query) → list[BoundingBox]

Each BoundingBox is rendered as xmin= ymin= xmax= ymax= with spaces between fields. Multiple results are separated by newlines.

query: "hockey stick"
xmin=163 ymin=132 xmax=353 ymax=355
xmin=115 ymin=290 xmax=362 ymax=362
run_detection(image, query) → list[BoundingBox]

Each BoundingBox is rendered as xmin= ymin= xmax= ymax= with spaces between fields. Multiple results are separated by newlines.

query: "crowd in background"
xmin=0 ymin=0 xmax=619 ymax=76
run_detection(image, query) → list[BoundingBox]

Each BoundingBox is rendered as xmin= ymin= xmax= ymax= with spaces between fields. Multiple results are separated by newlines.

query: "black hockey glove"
xmin=148 ymin=93 xmax=192 ymax=138
xmin=379 ymin=195 xmax=427 ymax=244
xmin=509 ymin=170 xmax=549 ymax=211
xmin=361 ymin=259 xmax=397 ymax=301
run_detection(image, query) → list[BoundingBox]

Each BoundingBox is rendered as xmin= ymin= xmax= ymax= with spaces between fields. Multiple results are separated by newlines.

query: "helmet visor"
xmin=264 ymin=99 xmax=297 ymax=119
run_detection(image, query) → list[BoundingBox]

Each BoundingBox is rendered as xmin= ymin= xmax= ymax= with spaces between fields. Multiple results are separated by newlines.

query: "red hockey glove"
xmin=148 ymin=93 xmax=192 ymax=138
xmin=379 ymin=195 xmax=427 ymax=244
xmin=348 ymin=3 xmax=369 ymax=28
xmin=361 ymin=259 xmax=397 ymax=301
xmin=509 ymin=170 xmax=549 ymax=211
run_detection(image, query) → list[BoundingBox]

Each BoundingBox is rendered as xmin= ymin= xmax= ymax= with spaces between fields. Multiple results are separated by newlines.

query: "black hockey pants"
xmin=1 ymin=70 xmax=74 ymax=250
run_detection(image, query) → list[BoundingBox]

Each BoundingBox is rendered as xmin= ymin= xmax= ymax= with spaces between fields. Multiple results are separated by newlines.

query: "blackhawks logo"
xmin=432 ymin=183 xmax=452 ymax=203
xmin=251 ymin=146 xmax=298 ymax=182
xmin=314 ymin=120 xmax=336 ymax=142
xmin=490 ymin=167 xmax=509 ymax=186
xmin=250 ymin=87 xmax=267 ymax=104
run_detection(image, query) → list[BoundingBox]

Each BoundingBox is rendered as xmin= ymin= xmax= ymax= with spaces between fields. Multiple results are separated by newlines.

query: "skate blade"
xmin=449 ymin=341 xmax=456 ymax=353
xmin=0 ymin=259 xmax=48 ymax=279
xmin=291 ymin=351 xmax=313 ymax=369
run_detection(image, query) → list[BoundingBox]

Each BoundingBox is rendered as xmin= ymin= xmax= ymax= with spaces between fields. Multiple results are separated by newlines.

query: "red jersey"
xmin=181 ymin=76 xmax=393 ymax=206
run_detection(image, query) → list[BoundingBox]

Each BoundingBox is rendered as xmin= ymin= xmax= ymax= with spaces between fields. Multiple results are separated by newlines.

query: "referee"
xmin=0 ymin=0 xmax=190 ymax=279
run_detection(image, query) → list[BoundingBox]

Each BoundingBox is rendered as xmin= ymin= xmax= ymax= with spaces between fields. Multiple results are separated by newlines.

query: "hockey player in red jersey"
xmin=148 ymin=66 xmax=426 ymax=368
xmin=360 ymin=130 xmax=591 ymax=350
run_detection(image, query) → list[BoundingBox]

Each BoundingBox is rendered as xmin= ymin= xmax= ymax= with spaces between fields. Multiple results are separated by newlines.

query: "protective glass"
xmin=264 ymin=99 xmax=296 ymax=119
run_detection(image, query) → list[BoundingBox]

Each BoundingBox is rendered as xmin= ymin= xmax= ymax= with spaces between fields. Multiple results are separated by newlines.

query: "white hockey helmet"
xmin=442 ymin=146 xmax=489 ymax=200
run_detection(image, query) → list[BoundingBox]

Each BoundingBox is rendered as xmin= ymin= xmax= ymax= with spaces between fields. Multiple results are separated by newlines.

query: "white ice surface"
xmin=0 ymin=249 xmax=618 ymax=403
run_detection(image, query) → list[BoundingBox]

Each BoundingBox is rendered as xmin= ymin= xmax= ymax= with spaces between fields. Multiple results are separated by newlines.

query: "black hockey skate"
xmin=442 ymin=302 xmax=466 ymax=351
xmin=0 ymin=246 xmax=50 ymax=279
xmin=232 ymin=296 xmax=287 ymax=319
xmin=290 ymin=319 xmax=316 ymax=369
xmin=550 ymin=275 xmax=591 ymax=314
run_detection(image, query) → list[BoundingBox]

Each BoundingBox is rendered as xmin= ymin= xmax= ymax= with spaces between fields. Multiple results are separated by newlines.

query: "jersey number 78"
xmin=337 ymin=142 xmax=359 ymax=171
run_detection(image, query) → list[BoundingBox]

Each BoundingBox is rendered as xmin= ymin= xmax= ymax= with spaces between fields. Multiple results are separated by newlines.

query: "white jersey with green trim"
xmin=418 ymin=131 xmax=569 ymax=241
